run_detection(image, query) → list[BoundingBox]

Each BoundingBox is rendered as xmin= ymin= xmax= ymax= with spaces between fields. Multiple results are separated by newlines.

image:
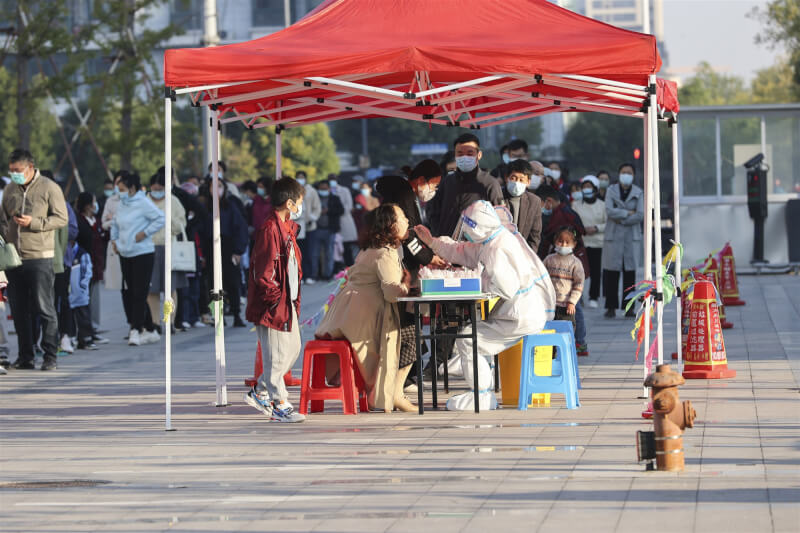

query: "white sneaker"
xmin=141 ymin=330 xmax=161 ymax=344
xmin=588 ymin=300 xmax=599 ymax=309
xmin=181 ymin=321 xmax=191 ymax=330
xmin=192 ymin=321 xmax=207 ymax=328
xmin=305 ymin=278 xmax=316 ymax=285
xmin=128 ymin=330 xmax=142 ymax=346
xmin=271 ymin=401 xmax=305 ymax=423
xmin=60 ymin=335 xmax=74 ymax=354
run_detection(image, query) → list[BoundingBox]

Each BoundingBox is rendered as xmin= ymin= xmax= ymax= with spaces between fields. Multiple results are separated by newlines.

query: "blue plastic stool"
xmin=517 ymin=330 xmax=581 ymax=410
xmin=544 ymin=320 xmax=582 ymax=389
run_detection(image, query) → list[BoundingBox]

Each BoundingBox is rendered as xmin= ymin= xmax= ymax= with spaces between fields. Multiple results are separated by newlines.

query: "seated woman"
xmin=315 ymin=204 xmax=415 ymax=413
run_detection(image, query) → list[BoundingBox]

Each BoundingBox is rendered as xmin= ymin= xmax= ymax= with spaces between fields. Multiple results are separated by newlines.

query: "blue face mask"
xmin=257 ymin=187 xmax=266 ymax=197
xmin=9 ymin=171 xmax=26 ymax=185
xmin=113 ymin=185 xmax=120 ymax=196
xmin=318 ymin=189 xmax=330 ymax=197
xmin=582 ymin=189 xmax=594 ymax=200
xmin=542 ymin=208 xmax=552 ymax=216
xmin=104 ymin=189 xmax=113 ymax=198
xmin=93 ymin=201 xmax=99 ymax=213
xmin=150 ymin=190 xmax=165 ymax=200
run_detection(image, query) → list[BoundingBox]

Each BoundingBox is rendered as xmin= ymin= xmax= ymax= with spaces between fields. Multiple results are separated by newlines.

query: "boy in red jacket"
xmin=245 ymin=178 xmax=306 ymax=422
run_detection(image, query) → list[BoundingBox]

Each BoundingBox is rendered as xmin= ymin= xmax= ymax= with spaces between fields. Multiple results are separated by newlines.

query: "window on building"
xmin=682 ymin=118 xmax=717 ymax=197
xmin=252 ymin=0 xmax=285 ymax=27
xmin=171 ymin=0 xmax=202 ymax=31
xmin=291 ymin=0 xmax=327 ymax=22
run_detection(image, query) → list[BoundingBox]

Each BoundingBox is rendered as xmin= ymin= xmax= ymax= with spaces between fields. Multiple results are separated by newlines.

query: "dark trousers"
xmin=586 ymin=247 xmax=603 ymax=301
xmin=120 ymin=253 xmax=155 ymax=332
xmin=343 ymin=241 xmax=359 ymax=267
xmin=119 ymin=255 xmax=132 ymax=326
xmin=554 ymin=306 xmax=577 ymax=329
xmin=72 ymin=305 xmax=93 ymax=345
xmin=179 ymin=275 xmax=201 ymax=325
xmin=298 ymin=236 xmax=310 ymax=276
xmin=54 ymin=269 xmax=72 ymax=337
xmin=221 ymin=245 xmax=242 ymax=319
xmin=6 ymin=258 xmax=59 ymax=363
xmin=308 ymin=227 xmax=334 ymax=279
xmin=603 ymin=269 xmax=636 ymax=311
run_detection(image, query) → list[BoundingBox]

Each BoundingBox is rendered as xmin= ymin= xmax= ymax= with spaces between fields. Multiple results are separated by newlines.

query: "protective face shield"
xmin=493 ymin=205 xmax=517 ymax=234
xmin=460 ymin=200 xmax=502 ymax=243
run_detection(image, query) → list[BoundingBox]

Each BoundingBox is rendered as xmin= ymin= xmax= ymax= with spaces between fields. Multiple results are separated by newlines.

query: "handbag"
xmin=171 ymin=226 xmax=196 ymax=272
xmin=0 ymin=235 xmax=22 ymax=271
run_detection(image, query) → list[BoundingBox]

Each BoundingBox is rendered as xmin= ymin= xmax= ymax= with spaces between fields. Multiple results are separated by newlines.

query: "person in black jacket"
xmin=307 ymin=180 xmax=344 ymax=281
xmin=501 ymin=159 xmax=543 ymax=252
xmin=427 ymin=133 xmax=504 ymax=238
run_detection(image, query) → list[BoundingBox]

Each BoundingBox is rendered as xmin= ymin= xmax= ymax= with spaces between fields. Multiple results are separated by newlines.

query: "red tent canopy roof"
xmin=164 ymin=0 xmax=677 ymax=130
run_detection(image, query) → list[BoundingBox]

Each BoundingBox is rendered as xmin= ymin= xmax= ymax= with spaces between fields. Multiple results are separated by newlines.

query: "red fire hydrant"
xmin=644 ymin=364 xmax=696 ymax=472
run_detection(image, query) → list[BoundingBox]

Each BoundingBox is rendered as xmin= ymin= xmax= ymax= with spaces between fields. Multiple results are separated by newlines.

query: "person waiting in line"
xmin=294 ymin=171 xmax=320 ymax=285
xmin=174 ymin=181 xmax=209 ymax=330
xmin=329 ymin=175 xmax=359 ymax=267
xmin=414 ymin=200 xmax=555 ymax=411
xmin=307 ymin=180 xmax=344 ymax=282
xmin=147 ymin=168 xmax=188 ymax=336
xmin=571 ymin=176 xmax=606 ymax=309
xmin=596 ymin=169 xmax=611 ymax=200
xmin=427 ymin=133 xmax=504 ymax=239
xmin=439 ymin=150 xmax=457 ymax=176
xmin=501 ymin=159 xmax=543 ymax=253
xmin=244 ymin=177 xmax=307 ymax=423
xmin=75 ymin=192 xmax=108 ymax=345
xmin=602 ymin=163 xmax=644 ymax=319
xmin=492 ymin=138 xmax=529 ymax=181
xmin=543 ymin=226 xmax=586 ymax=339
xmin=316 ymin=204 xmax=415 ymax=413
xmin=67 ymin=240 xmax=96 ymax=350
xmin=215 ymin=179 xmax=249 ymax=328
xmin=110 ymin=171 xmax=165 ymax=346
xmin=101 ymin=171 xmax=129 ymax=331
xmin=351 ymin=175 xmax=379 ymax=236
xmin=527 ymin=160 xmax=546 ymax=193
xmin=407 ymin=159 xmax=442 ymax=226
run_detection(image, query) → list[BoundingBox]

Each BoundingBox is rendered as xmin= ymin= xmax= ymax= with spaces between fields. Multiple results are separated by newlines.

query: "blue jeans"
xmin=575 ymin=300 xmax=586 ymax=345
xmin=179 ymin=275 xmax=201 ymax=325
xmin=307 ymin=228 xmax=334 ymax=279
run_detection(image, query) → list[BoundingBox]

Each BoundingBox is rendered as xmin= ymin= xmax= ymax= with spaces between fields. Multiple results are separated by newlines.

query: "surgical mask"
xmin=571 ymin=191 xmax=583 ymax=202
xmin=217 ymin=171 xmax=223 ymax=179
xmin=582 ymin=188 xmax=594 ymax=200
xmin=103 ymin=189 xmax=113 ymax=198
xmin=257 ymin=187 xmax=266 ymax=197
xmin=599 ymin=179 xmax=609 ymax=189
xmin=93 ymin=201 xmax=99 ymax=213
xmin=360 ymin=188 xmax=371 ymax=197
xmin=555 ymin=246 xmax=573 ymax=256
xmin=619 ymin=173 xmax=634 ymax=187
xmin=550 ymin=169 xmax=561 ymax=180
xmin=351 ymin=182 xmax=361 ymax=191
xmin=318 ymin=189 xmax=330 ymax=197
xmin=528 ymin=175 xmax=542 ymax=190
xmin=502 ymin=153 xmax=510 ymax=164
xmin=150 ymin=190 xmax=165 ymax=200
xmin=506 ymin=181 xmax=526 ymax=197
xmin=455 ymin=155 xmax=478 ymax=173
xmin=542 ymin=208 xmax=552 ymax=216
xmin=10 ymin=171 xmax=26 ymax=185
xmin=328 ymin=180 xmax=338 ymax=189
xmin=290 ymin=202 xmax=303 ymax=221
xmin=114 ymin=185 xmax=120 ymax=195
xmin=418 ymin=186 xmax=435 ymax=203
xmin=296 ymin=178 xmax=306 ymax=186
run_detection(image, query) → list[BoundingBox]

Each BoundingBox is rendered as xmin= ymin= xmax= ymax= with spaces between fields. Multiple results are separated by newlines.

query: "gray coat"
xmin=602 ymin=183 xmax=644 ymax=271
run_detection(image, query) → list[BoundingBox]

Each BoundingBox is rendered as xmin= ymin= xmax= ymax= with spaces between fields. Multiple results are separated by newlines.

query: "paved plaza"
xmin=1 ymin=273 xmax=798 ymax=532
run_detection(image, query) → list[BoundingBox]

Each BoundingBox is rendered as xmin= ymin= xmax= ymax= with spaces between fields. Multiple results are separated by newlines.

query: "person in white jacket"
xmin=415 ymin=200 xmax=556 ymax=411
xmin=330 ymin=176 xmax=359 ymax=266
xmin=295 ymin=172 xmax=321 ymax=284
xmin=571 ymin=175 xmax=606 ymax=308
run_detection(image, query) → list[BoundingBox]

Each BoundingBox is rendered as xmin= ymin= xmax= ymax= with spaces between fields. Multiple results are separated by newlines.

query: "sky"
xmin=662 ymin=0 xmax=780 ymax=83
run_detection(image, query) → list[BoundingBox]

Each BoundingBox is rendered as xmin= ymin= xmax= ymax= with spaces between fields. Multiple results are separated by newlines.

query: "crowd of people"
xmin=0 ymin=140 xmax=645 ymax=417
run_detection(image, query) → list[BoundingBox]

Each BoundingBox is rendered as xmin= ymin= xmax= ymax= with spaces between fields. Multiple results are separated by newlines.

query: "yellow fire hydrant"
xmin=644 ymin=364 xmax=696 ymax=472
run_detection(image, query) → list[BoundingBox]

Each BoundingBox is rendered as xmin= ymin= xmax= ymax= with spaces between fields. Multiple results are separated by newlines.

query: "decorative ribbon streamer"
xmin=299 ymin=268 xmax=349 ymax=331
xmin=162 ymin=300 xmax=174 ymax=323
xmin=208 ymin=300 xmax=223 ymax=338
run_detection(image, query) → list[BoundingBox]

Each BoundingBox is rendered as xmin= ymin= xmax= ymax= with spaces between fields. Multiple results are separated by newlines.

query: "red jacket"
xmin=246 ymin=208 xmax=303 ymax=331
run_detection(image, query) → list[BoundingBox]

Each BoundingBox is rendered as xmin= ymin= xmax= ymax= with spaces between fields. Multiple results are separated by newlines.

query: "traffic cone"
xmin=682 ymin=279 xmax=736 ymax=379
xmin=671 ymin=282 xmax=693 ymax=360
xmin=704 ymin=256 xmax=734 ymax=329
xmin=244 ymin=342 xmax=301 ymax=388
xmin=717 ymin=242 xmax=746 ymax=306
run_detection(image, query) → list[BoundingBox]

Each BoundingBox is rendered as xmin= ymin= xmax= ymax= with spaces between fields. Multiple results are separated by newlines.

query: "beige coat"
xmin=315 ymin=246 xmax=406 ymax=412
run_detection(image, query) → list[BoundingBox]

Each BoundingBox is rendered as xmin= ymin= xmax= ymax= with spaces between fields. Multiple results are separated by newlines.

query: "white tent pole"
xmin=648 ymin=74 xmax=664 ymax=366
xmin=276 ymin=127 xmax=283 ymax=179
xmin=671 ymin=117 xmax=683 ymax=371
xmin=211 ymin=109 xmax=228 ymax=406
xmin=164 ymin=89 xmax=175 ymax=431
xmin=641 ymin=112 xmax=652 ymax=398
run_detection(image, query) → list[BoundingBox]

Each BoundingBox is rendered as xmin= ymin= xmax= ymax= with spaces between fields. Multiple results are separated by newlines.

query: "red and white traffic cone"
xmin=682 ymin=280 xmax=736 ymax=379
xmin=718 ymin=242 xmax=746 ymax=306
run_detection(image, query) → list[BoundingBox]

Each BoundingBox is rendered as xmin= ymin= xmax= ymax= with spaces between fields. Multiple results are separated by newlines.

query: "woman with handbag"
xmin=146 ymin=167 xmax=188 ymax=335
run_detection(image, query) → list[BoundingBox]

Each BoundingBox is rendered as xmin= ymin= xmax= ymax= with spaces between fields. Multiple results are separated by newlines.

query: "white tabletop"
xmin=397 ymin=293 xmax=493 ymax=303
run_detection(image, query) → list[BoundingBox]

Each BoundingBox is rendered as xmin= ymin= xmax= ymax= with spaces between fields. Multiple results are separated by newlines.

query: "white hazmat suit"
xmin=424 ymin=201 xmax=556 ymax=411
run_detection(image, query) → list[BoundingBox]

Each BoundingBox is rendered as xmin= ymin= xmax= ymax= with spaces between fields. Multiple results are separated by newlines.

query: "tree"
xmin=751 ymin=0 xmax=800 ymax=93
xmin=678 ymin=62 xmax=751 ymax=106
xmin=0 ymin=66 xmax=57 ymax=169
xmin=751 ymin=57 xmax=799 ymax=103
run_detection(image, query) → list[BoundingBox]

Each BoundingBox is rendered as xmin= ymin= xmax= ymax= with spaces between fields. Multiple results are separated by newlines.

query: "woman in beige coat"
xmin=315 ymin=204 xmax=414 ymax=413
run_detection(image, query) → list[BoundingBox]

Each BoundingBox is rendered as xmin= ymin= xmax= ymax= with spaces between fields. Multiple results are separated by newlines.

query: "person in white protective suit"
xmin=414 ymin=201 xmax=556 ymax=411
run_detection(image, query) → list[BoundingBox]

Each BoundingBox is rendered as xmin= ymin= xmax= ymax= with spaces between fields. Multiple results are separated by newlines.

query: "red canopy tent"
xmin=159 ymin=0 xmax=681 ymax=423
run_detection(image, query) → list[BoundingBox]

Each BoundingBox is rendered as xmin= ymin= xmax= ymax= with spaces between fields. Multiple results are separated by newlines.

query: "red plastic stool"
xmin=299 ymin=339 xmax=368 ymax=415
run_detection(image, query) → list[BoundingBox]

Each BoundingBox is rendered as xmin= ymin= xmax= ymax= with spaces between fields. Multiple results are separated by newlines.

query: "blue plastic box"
xmin=420 ymin=277 xmax=481 ymax=296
